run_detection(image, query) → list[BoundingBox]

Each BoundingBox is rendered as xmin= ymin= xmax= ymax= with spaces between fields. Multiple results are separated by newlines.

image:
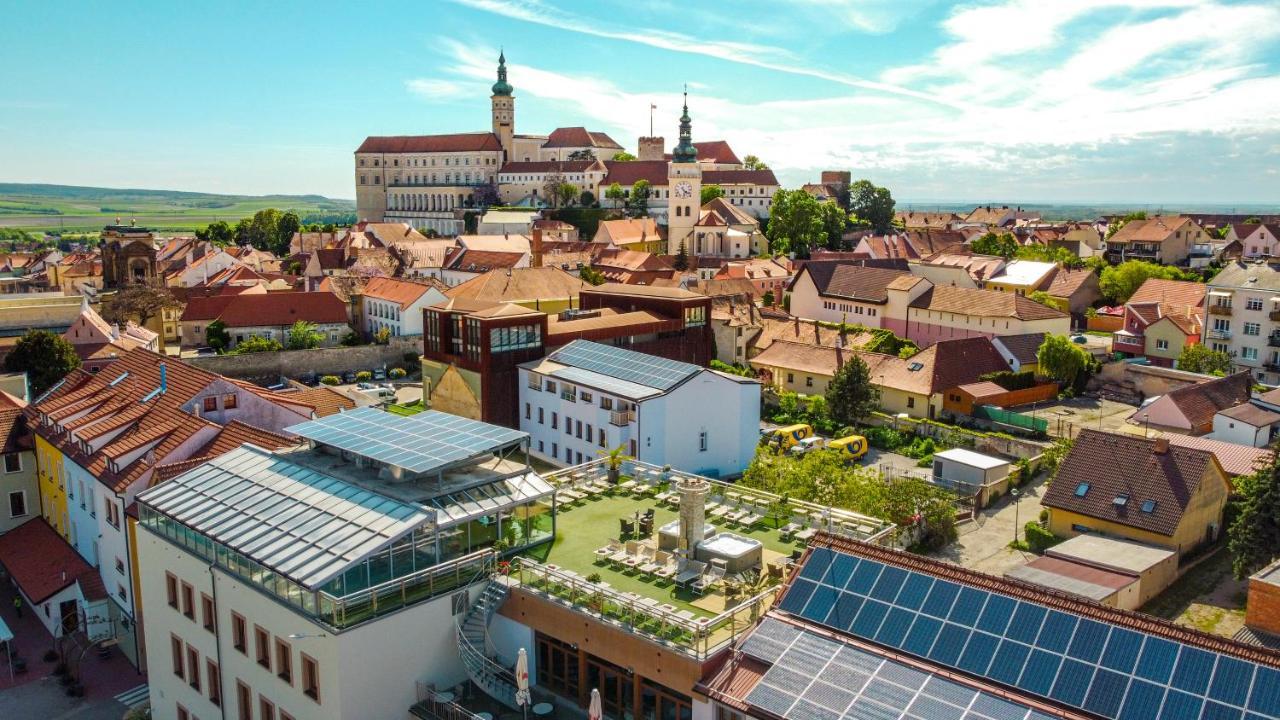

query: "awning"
xmin=1208 ymin=290 xmax=1233 ymax=297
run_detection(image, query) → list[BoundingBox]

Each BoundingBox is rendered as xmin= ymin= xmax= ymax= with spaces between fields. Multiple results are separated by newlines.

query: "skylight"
xmin=1113 ymin=494 xmax=1128 ymax=507
xmin=907 ymin=362 xmax=924 ymax=372
xmin=1141 ymin=499 xmax=1157 ymax=513
xmin=1074 ymin=482 xmax=1090 ymax=497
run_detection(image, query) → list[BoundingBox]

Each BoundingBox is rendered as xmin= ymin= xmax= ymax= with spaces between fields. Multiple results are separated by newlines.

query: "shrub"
xmin=979 ymin=370 xmax=1037 ymax=391
xmin=320 ymin=375 xmax=340 ymax=386
xmin=388 ymin=367 xmax=407 ymax=379
xmin=1024 ymin=522 xmax=1062 ymax=554
xmin=355 ymin=370 xmax=372 ymax=381
xmin=403 ymin=352 xmax=419 ymax=364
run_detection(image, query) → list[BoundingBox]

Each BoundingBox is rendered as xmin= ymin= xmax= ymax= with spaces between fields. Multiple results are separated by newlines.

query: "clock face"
xmin=674 ymin=181 xmax=693 ymax=199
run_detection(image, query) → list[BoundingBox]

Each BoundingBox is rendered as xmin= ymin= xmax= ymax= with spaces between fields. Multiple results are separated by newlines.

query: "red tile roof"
xmin=356 ymin=133 xmax=502 ymax=154
xmin=499 ymin=160 xmax=599 ymax=174
xmin=0 ymin=519 xmax=107 ymax=603
xmin=361 ymin=276 xmax=443 ymax=308
xmin=286 ymin=387 xmax=356 ymax=417
xmin=601 ymin=160 xmax=669 ymax=186
xmin=909 ymin=285 xmax=1069 ymax=320
xmin=1158 ymin=371 xmax=1252 ymax=431
xmin=703 ymin=169 xmax=779 ymax=185
xmin=541 ymin=127 xmax=623 ymax=150
xmin=691 ymin=140 xmax=741 ymax=165
xmin=792 ymin=262 xmax=910 ymax=303
xmin=180 ymin=291 xmax=348 ymax=327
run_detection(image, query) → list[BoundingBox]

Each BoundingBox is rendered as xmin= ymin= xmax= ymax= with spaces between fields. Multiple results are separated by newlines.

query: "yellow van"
xmin=766 ymin=424 xmax=813 ymax=450
xmin=830 ymin=435 xmax=869 ymax=462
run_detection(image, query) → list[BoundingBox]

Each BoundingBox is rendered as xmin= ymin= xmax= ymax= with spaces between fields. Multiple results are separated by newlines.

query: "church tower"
xmin=666 ymin=90 xmax=702 ymax=256
xmin=491 ymin=51 xmax=515 ymax=159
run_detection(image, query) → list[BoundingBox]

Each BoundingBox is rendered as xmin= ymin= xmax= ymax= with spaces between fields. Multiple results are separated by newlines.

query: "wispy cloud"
xmin=405 ymin=78 xmax=483 ymax=101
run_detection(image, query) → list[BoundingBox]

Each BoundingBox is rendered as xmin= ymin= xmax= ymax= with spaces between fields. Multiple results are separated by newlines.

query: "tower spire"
xmin=492 ymin=50 xmax=512 ymax=97
xmin=672 ymin=85 xmax=697 ymax=163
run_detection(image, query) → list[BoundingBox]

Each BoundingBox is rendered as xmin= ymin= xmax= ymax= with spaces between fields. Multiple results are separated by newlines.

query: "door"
xmin=59 ymin=600 xmax=79 ymax=635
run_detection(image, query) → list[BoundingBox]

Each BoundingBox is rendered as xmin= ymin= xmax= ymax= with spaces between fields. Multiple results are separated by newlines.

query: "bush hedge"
xmin=1024 ymin=522 xmax=1062 ymax=554
xmin=320 ymin=375 xmax=340 ymax=386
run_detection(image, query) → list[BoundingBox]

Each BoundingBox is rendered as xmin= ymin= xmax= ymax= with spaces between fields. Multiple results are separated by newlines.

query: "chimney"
xmin=794 ymin=316 xmax=800 ymax=336
xmin=1153 ymin=437 xmax=1169 ymax=454
xmin=531 ymin=228 xmax=544 ymax=268
xmin=159 ymin=362 xmax=167 ymax=394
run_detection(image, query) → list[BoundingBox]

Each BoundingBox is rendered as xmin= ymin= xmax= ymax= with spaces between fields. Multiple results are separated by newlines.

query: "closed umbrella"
xmin=515 ymin=647 xmax=532 ymax=720
xmin=589 ymin=688 xmax=603 ymax=720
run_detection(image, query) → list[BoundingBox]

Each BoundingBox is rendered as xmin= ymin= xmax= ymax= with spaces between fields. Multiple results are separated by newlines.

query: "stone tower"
xmin=675 ymin=474 xmax=709 ymax=554
xmin=637 ymin=136 xmax=665 ymax=161
xmin=490 ymin=51 xmax=515 ymax=159
xmin=666 ymin=90 xmax=702 ymax=256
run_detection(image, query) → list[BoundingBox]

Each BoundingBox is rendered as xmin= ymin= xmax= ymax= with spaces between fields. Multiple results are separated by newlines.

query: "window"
xmin=1113 ymin=494 xmax=1129 ymax=507
xmin=8 ymin=490 xmax=26 ymax=518
xmin=166 ymin=573 xmax=179 ymax=609
xmin=275 ymin=638 xmax=293 ymax=684
xmin=580 ymin=391 xmax=593 ymax=403
xmin=203 ymin=396 xmax=218 ymax=412
xmin=545 ymin=381 xmax=557 ymax=394
xmin=1075 ymin=482 xmax=1090 ymax=497
xmin=538 ymin=407 xmax=544 ymax=424
xmin=237 ymin=681 xmax=252 ymax=720
xmin=601 ymin=396 xmax=613 ymax=411
xmin=181 ymin=582 xmax=195 ymax=620
xmin=586 ymin=424 xmax=593 ymax=443
xmin=115 ymin=556 xmax=125 ymax=574
xmin=805 ymin=376 xmax=813 ymax=387
xmin=1247 ymin=297 xmax=1264 ymax=311
xmin=1244 ymin=322 xmax=1261 ymax=336
xmin=1140 ymin=499 xmax=1157 ymax=513
xmin=1244 ymin=347 xmax=1259 ymax=361
xmin=207 ymin=660 xmax=222 ymax=706
xmin=552 ymin=443 xmax=558 ymax=457
xmin=177 ymin=705 xmax=190 ymax=720
xmin=906 ymin=397 xmax=915 ymax=408
xmin=699 ymin=431 xmax=707 ymax=452
xmin=171 ymin=635 xmax=184 ymax=678
xmin=302 ymin=654 xmax=320 ymax=702
xmin=187 ymin=644 xmax=201 ymax=690
xmin=105 ymin=497 xmax=120 ymax=529
xmin=260 ymin=696 xmax=276 ymax=720
xmin=281 ymin=711 xmax=296 ymax=720
xmin=3 ymin=453 xmax=19 ymax=473
xmin=201 ymin=594 xmax=215 ymax=632
xmin=525 ymin=403 xmax=531 ymax=420
xmin=1156 ymin=339 xmax=1169 ymax=350
xmin=255 ymin=626 xmax=271 ymax=670
xmin=232 ymin=612 xmax=247 ymax=653
xmin=786 ymin=373 xmax=794 ymax=383
xmin=223 ymin=393 xmax=238 ymax=409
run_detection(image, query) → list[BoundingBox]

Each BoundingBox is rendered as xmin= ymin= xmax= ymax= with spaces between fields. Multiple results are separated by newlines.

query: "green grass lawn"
xmin=386 ymin=400 xmax=425 ymax=416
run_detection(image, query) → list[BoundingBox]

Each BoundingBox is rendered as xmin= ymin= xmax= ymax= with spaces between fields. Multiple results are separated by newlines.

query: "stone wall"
xmin=186 ymin=336 xmax=421 ymax=379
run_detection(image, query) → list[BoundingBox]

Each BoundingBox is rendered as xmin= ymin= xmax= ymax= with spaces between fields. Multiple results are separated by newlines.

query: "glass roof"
xmin=548 ymin=340 xmax=700 ymax=391
xmin=138 ymin=445 xmax=433 ymax=590
xmin=426 ymin=470 xmax=554 ymax=528
xmin=285 ymin=407 xmax=528 ymax=475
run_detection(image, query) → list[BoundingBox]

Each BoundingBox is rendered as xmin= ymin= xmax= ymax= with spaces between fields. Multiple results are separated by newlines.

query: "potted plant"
xmin=598 ymin=445 xmax=632 ymax=485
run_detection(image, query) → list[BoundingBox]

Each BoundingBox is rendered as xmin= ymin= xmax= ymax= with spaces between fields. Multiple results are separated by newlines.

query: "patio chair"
xmin=779 ymin=522 xmax=802 ymax=541
xmin=652 ymin=551 xmax=677 ymax=581
xmin=638 ymin=547 xmax=661 ymax=575
xmin=639 ymin=517 xmax=654 ymax=537
xmin=609 ymin=541 xmax=634 ymax=566
xmin=674 ymin=559 xmax=707 ymax=591
xmin=739 ymin=512 xmax=763 ymax=528
xmin=693 ymin=564 xmax=726 ymax=596
xmin=623 ymin=540 xmax=645 ymax=570
xmin=620 ymin=518 xmax=636 ymax=538
xmin=595 ymin=538 xmax=623 ymax=564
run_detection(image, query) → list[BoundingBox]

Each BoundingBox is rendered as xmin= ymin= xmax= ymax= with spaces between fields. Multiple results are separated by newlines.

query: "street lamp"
xmin=1010 ymin=487 xmax=1022 ymax=546
xmin=1143 ymin=413 xmax=1150 ymax=438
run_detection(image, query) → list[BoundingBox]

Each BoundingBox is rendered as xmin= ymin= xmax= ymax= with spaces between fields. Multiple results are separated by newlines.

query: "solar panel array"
xmin=549 ymin=365 xmax=662 ymax=401
xmin=742 ymin=617 xmax=1057 ymax=720
xmin=778 ymin=547 xmax=1280 ymax=720
xmin=285 ymin=407 xmax=528 ymax=474
xmin=548 ymin=340 xmax=700 ymax=391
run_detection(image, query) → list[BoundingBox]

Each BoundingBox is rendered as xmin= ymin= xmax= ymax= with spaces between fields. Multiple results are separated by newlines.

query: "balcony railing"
xmin=1208 ymin=305 xmax=1233 ymax=316
xmin=318 ymin=549 xmax=495 ymax=629
xmin=1113 ymin=334 xmax=1144 ymax=349
xmin=1207 ymin=328 xmax=1232 ymax=340
xmin=609 ymin=410 xmax=634 ymax=426
xmin=1269 ymin=335 xmax=1280 ymax=348
xmin=1265 ymin=362 xmax=1280 ymax=373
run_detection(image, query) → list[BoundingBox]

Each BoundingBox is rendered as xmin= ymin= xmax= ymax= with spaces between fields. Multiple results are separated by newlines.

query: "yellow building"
xmin=1041 ymin=430 xmax=1230 ymax=559
xmin=444 ymin=266 xmax=587 ymax=313
xmin=1143 ymin=314 xmax=1199 ymax=366
xmin=35 ymin=434 xmax=69 ymax=538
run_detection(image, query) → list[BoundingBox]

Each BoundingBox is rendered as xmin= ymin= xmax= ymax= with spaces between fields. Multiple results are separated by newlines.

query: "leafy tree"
xmin=1176 ymin=344 xmax=1232 ymax=375
xmin=579 ymin=266 xmax=606 ymax=285
xmin=610 ymin=151 xmax=636 ymax=162
xmin=701 ymin=185 xmax=725 ymax=204
xmin=1229 ymin=454 xmax=1280 ymax=579
xmin=673 ymin=241 xmax=689 ymax=271
xmin=205 ymin=320 xmax=230 ymax=352
xmin=275 ymin=211 xmax=302 ymax=256
xmin=101 ymin=283 xmax=178 ymax=327
xmin=556 ymin=183 xmax=579 ymax=208
xmin=474 ymin=182 xmax=502 ymax=208
xmin=628 ymin=180 xmax=651 ymax=217
xmin=825 ymin=354 xmax=880 ymax=427
xmin=285 ymin=320 xmax=324 ymax=350
xmin=1016 ymin=244 xmax=1083 ymax=268
xmin=1028 ymin=290 xmax=1055 ymax=307
xmin=579 ymin=190 xmax=595 ymax=207
xmin=566 ymin=149 xmax=596 ymax=161
xmin=765 ymin=189 xmax=825 ymax=257
xmin=4 ymin=329 xmax=81 ymax=397
xmin=541 ymin=171 xmax=566 ymax=208
xmin=847 ymin=180 xmax=896 ymax=233
xmin=1098 ymin=260 xmax=1187 ymax=304
xmin=970 ymin=231 xmax=1021 ymax=259
xmin=762 ymin=290 xmax=775 ymax=307
xmin=605 ymin=182 xmax=625 ymax=209
xmin=819 ymin=201 xmax=850 ymax=249
xmin=743 ymin=155 xmax=769 ymax=170
xmin=239 ymin=208 xmax=284 ymax=251
xmin=1036 ymin=334 xmax=1091 ymax=387
xmin=232 ymin=336 xmax=283 ymax=354
xmin=196 ymin=220 xmax=235 ymax=245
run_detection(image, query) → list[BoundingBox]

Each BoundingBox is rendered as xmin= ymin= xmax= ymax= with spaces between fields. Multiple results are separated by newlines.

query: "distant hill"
xmin=0 ymin=183 xmax=355 ymax=232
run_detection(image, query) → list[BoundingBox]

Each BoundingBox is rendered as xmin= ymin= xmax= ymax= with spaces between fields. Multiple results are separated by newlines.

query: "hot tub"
xmin=658 ymin=519 xmax=716 ymax=552
xmin=696 ymin=532 xmax=763 ymax=574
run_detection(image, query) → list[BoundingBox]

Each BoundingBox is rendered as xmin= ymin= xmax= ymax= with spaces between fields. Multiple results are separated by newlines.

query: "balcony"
xmin=1112 ymin=333 xmax=1144 ymax=351
xmin=609 ymin=409 xmax=634 ymax=426
xmin=1265 ymin=362 xmax=1280 ymax=373
xmin=1207 ymin=328 xmax=1232 ymax=340
xmin=1208 ymin=305 xmax=1234 ymax=316
xmin=1269 ymin=334 xmax=1280 ymax=348
xmin=1270 ymin=310 xmax=1280 ymax=322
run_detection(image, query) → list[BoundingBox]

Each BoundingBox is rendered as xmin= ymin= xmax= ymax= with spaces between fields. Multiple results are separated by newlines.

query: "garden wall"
xmin=1086 ymin=315 xmax=1122 ymax=333
xmin=864 ymin=412 xmax=1049 ymax=461
xmin=186 ymin=337 xmax=421 ymax=379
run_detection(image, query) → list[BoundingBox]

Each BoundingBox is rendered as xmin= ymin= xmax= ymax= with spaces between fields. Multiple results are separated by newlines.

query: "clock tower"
xmin=490 ymin=51 xmax=515 ymax=159
xmin=666 ymin=90 xmax=701 ymax=256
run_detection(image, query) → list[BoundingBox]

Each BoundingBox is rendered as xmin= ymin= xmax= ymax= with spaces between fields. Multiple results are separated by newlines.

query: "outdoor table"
xmin=533 ymin=702 xmax=554 ymax=717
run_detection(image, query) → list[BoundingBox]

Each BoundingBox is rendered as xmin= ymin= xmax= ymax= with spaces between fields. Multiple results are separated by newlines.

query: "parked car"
xmin=341 ymin=371 xmax=357 ymax=384
xmin=789 ymin=436 xmax=828 ymax=456
xmin=373 ymin=367 xmax=387 ymax=381
xmin=297 ymin=372 xmax=318 ymax=387
xmin=194 ymin=346 xmax=217 ymax=357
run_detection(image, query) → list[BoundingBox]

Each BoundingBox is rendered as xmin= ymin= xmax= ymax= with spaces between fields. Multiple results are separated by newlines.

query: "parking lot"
xmin=1033 ymin=395 xmax=1140 ymax=437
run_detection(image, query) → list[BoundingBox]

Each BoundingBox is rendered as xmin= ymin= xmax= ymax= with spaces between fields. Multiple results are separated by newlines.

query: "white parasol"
xmin=515 ymin=647 xmax=532 ymax=712
xmin=589 ymin=688 xmax=603 ymax=720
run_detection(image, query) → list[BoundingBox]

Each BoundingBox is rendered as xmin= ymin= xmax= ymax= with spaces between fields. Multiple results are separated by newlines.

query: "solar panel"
xmin=285 ymin=407 xmax=527 ymax=475
xmin=547 ymin=340 xmax=700 ymax=391
xmin=780 ymin=546 xmax=1280 ymax=720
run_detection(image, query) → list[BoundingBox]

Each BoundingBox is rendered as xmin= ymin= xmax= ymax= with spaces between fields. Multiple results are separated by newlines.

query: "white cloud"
xmin=405 ymin=78 xmax=481 ymax=101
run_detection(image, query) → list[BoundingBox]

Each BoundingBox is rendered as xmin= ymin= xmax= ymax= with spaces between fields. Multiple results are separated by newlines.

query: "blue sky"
xmin=4 ymin=0 xmax=1280 ymax=205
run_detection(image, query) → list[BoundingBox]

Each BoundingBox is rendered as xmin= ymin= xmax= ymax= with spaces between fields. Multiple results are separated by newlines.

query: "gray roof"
xmin=285 ymin=407 xmax=528 ymax=476
xmin=1209 ymin=261 xmax=1280 ymax=292
xmin=137 ymin=445 xmax=433 ymax=589
xmin=547 ymin=340 xmax=700 ymax=392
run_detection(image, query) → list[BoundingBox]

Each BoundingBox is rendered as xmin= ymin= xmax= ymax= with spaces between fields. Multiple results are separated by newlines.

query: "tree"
xmin=1177 ymin=344 xmax=1232 ymax=375
xmin=232 ymin=336 xmax=283 ymax=354
xmin=1106 ymin=211 xmax=1147 ymax=240
xmin=556 ymin=183 xmax=579 ymax=208
xmin=566 ymin=149 xmax=595 ymax=161
xmin=847 ymin=180 xmax=896 ymax=233
xmin=765 ymin=189 xmax=825 ymax=257
xmin=825 ymin=355 xmax=881 ymax=427
xmin=701 ymin=185 xmax=725 ymax=205
xmin=542 ymin=172 xmax=567 ymax=208
xmin=196 ymin=220 xmax=235 ymax=245
xmin=611 ymin=151 xmax=636 ymax=162
xmin=819 ymin=201 xmax=850 ymax=249
xmin=1036 ymin=334 xmax=1091 ymax=388
xmin=4 ymin=329 xmax=81 ymax=397
xmin=628 ymin=180 xmax=651 ymax=217
xmin=762 ymin=290 xmax=775 ymax=307
xmin=1016 ymin=244 xmax=1083 ymax=268
xmin=101 ymin=283 xmax=178 ymax=327
xmin=285 ymin=320 xmax=324 ymax=350
xmin=970 ymin=231 xmax=1021 ymax=259
xmin=605 ymin=182 xmax=625 ymax=209
xmin=240 ymin=208 xmax=283 ymax=251
xmin=673 ymin=241 xmax=689 ymax=271
xmin=1099 ymin=260 xmax=1186 ymax=304
xmin=1028 ymin=290 xmax=1055 ymax=307
xmin=205 ymin=320 xmax=230 ymax=353
xmin=579 ymin=190 xmax=596 ymax=207
xmin=579 ymin=266 xmax=606 ymax=285
xmin=743 ymin=155 xmax=769 ymax=170
xmin=1229 ymin=454 xmax=1280 ymax=579
xmin=474 ymin=182 xmax=501 ymax=208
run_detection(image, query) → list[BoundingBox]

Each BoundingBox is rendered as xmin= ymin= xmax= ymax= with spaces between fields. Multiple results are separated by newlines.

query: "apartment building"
xmin=1104 ymin=215 xmax=1206 ymax=266
xmin=360 ymin=276 xmax=447 ymax=338
xmin=1203 ymin=260 xmax=1280 ymax=383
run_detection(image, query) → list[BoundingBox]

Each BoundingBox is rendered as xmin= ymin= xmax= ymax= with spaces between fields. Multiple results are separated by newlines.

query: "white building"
xmin=930 ymin=447 xmax=1011 ymax=507
xmin=135 ymin=408 xmax=555 ymax=720
xmin=518 ymin=340 xmax=760 ymax=478
xmin=361 ymin=276 xmax=447 ymax=338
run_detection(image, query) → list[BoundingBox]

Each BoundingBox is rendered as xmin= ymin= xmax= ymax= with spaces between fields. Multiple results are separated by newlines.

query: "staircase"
xmin=456 ymin=581 xmax=521 ymax=710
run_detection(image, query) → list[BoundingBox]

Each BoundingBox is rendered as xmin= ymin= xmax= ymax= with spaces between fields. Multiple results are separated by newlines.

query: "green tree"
xmin=275 ymin=211 xmax=302 ymax=256
xmin=673 ymin=241 xmax=689 ymax=271
xmin=579 ymin=266 xmax=606 ymax=285
xmin=1176 ymin=344 xmax=1233 ymax=375
xmin=1028 ymin=290 xmax=1055 ymax=307
xmin=205 ymin=320 xmax=230 ymax=352
xmin=1036 ymin=334 xmax=1091 ymax=387
xmin=819 ymin=201 xmax=850 ymax=249
xmin=743 ymin=155 xmax=769 ymax=170
xmin=579 ymin=190 xmax=595 ymax=207
xmin=286 ymin=320 xmax=324 ymax=350
xmin=762 ymin=290 xmax=775 ymax=307
xmin=241 ymin=208 xmax=284 ymax=251
xmin=1016 ymin=244 xmax=1083 ymax=268
xmin=566 ymin=149 xmax=596 ymax=161
xmin=1105 ymin=211 xmax=1147 ymax=240
xmin=232 ymin=336 xmax=283 ymax=354
xmin=847 ymin=180 xmax=896 ymax=233
xmin=196 ymin=220 xmax=235 ymax=245
xmin=971 ymin=231 xmax=1021 ymax=259
xmin=701 ymin=185 xmax=725 ymax=204
xmin=1098 ymin=260 xmax=1186 ymax=304
xmin=605 ymin=182 xmax=625 ymax=209
xmin=101 ymin=283 xmax=178 ymax=327
xmin=610 ymin=151 xmax=636 ymax=162
xmin=765 ymin=189 xmax=825 ymax=257
xmin=825 ymin=354 xmax=881 ymax=427
xmin=4 ymin=329 xmax=81 ymax=397
xmin=1229 ymin=455 xmax=1280 ymax=579
xmin=556 ymin=183 xmax=579 ymax=208
xmin=628 ymin=180 xmax=651 ymax=217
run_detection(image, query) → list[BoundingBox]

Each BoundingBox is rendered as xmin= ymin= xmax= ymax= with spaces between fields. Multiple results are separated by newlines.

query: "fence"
xmin=864 ymin=412 xmax=1049 ymax=460
xmin=974 ymin=404 xmax=1050 ymax=433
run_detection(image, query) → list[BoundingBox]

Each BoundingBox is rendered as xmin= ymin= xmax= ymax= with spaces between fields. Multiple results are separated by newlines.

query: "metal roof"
xmin=285 ymin=407 xmax=528 ymax=475
xmin=427 ymin=470 xmax=554 ymax=528
xmin=933 ymin=447 xmax=1010 ymax=470
xmin=137 ymin=445 xmax=433 ymax=590
xmin=547 ymin=340 xmax=700 ymax=391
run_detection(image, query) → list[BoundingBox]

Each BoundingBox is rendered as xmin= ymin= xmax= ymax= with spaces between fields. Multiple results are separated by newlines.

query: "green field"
xmin=0 ymin=183 xmax=355 ymax=233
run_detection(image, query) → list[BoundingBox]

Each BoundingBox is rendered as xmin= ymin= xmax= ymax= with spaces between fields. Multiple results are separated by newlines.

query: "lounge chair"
xmin=693 ymin=564 xmax=726 ymax=596
xmin=595 ymin=539 xmax=623 ymax=563
xmin=674 ymin=560 xmax=707 ymax=591
xmin=638 ymin=547 xmax=660 ymax=575
xmin=653 ymin=552 xmax=677 ymax=581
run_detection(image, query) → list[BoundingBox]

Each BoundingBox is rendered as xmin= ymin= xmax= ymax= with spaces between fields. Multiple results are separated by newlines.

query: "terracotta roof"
xmin=700 ymin=196 xmax=758 ymax=227
xmin=793 ymin=262 xmax=910 ymax=303
xmin=692 ymin=140 xmax=741 ymax=165
xmin=180 ymin=291 xmax=348 ymax=327
xmin=909 ymin=285 xmax=1068 ymax=320
xmin=356 ymin=132 xmax=502 ymax=154
xmin=594 ymin=218 xmax=661 ymax=246
xmin=592 ymin=249 xmax=674 ymax=273
xmin=314 ymin=247 xmax=347 ymax=270
xmin=1108 ymin=215 xmax=1197 ymax=244
xmin=1218 ymin=401 xmax=1280 ymax=426
xmin=287 ymin=387 xmax=357 ymax=417
xmin=703 ymin=169 xmax=779 ymax=185
xmin=918 ymin=251 xmax=1006 ymax=282
xmin=580 ymin=282 xmax=701 ymax=300
xmin=1155 ymin=371 xmax=1253 ymax=431
xmin=676 ymin=278 xmax=760 ymax=298
xmin=547 ymin=309 xmax=667 ymax=336
xmin=954 ymin=380 xmax=1007 ymax=399
xmin=1127 ymin=277 xmax=1206 ymax=309
xmin=1044 ymin=267 xmax=1098 ymax=298
xmin=0 ymin=519 xmax=107 ymax=603
xmin=447 ymin=249 xmax=526 ymax=273
xmin=993 ymin=332 xmax=1046 ymax=364
xmin=195 ymin=420 xmax=298 ymax=458
xmin=896 ymin=211 xmax=961 ymax=228
xmin=541 ymin=127 xmax=623 ymax=150
xmin=446 ymin=266 xmax=585 ymax=304
xmin=964 ymin=205 xmax=1014 ymax=225
xmin=749 ymin=340 xmax=844 ymax=377
xmin=361 ymin=276 xmax=443 ymax=308
xmin=879 ymin=337 xmax=1011 ymax=395
xmin=1044 ymin=429 xmax=1225 ymax=536
xmin=0 ymin=402 xmax=28 ymax=454
xmin=1163 ymin=433 xmax=1272 ymax=477
xmin=600 ymin=160 xmax=669 ymax=186
xmin=750 ymin=316 xmax=855 ymax=352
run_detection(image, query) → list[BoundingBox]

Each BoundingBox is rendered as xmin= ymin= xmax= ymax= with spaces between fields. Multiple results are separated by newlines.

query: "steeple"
xmin=672 ymin=86 xmax=697 ymax=163
xmin=491 ymin=49 xmax=513 ymax=97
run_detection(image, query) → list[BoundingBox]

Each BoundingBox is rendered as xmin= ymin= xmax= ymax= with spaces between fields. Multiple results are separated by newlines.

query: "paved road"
xmin=931 ymin=473 xmax=1046 ymax=577
xmin=0 ymin=678 xmax=132 ymax=720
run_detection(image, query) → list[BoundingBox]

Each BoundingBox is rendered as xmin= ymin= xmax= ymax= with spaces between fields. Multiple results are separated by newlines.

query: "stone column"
xmin=675 ymin=476 xmax=709 ymax=554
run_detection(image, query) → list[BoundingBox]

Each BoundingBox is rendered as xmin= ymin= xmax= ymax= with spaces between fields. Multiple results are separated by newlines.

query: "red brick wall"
xmin=1246 ymin=576 xmax=1280 ymax=636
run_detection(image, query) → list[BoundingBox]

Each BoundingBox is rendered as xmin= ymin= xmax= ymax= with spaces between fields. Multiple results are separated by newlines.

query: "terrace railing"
xmin=411 ymin=684 xmax=492 ymax=720
xmin=319 ymin=548 xmax=495 ymax=629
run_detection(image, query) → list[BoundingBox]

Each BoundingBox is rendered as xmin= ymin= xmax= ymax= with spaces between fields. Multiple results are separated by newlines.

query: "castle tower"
xmin=491 ymin=51 xmax=515 ymax=159
xmin=666 ymin=89 xmax=702 ymax=256
xmin=675 ymin=474 xmax=710 ymax=555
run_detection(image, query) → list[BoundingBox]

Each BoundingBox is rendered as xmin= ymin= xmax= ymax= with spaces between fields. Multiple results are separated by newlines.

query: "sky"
xmin=4 ymin=0 xmax=1280 ymax=205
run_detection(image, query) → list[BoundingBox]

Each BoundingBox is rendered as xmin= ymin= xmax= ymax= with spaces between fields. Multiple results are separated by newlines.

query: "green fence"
xmin=974 ymin=404 xmax=1048 ymax=433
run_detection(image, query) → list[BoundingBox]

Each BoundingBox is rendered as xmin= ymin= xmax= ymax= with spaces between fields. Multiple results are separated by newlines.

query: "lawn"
xmin=386 ymin=400 xmax=425 ymax=416
xmin=1141 ymin=547 xmax=1247 ymax=637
